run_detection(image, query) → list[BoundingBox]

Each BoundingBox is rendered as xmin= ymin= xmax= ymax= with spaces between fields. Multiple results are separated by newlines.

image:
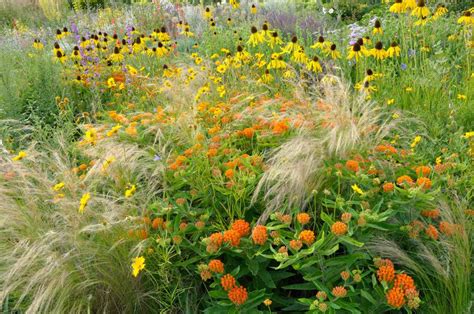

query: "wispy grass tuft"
xmin=254 ymin=76 xmax=402 ymax=222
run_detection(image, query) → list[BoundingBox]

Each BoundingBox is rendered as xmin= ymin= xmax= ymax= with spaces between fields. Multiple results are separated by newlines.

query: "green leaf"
xmin=361 ymin=290 xmax=377 ymax=304
xmin=246 ymin=258 xmax=259 ymax=276
xmin=282 ymin=282 xmax=316 ymax=290
xmin=339 ymin=236 xmax=364 ymax=247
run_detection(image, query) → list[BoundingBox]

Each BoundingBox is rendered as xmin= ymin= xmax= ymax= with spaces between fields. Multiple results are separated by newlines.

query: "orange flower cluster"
xmin=224 ymin=229 xmax=241 ymax=246
xmin=396 ymin=175 xmax=414 ymax=187
xmin=331 ymin=286 xmax=347 ymax=298
xmin=345 ymin=159 xmax=360 ymax=172
xmin=416 ymin=177 xmax=432 ymax=189
xmin=415 ymin=165 xmax=431 ymax=177
xmin=377 ymin=259 xmax=420 ymax=310
xmin=221 ymin=274 xmax=236 ymax=291
xmin=375 ymin=144 xmax=397 ymax=155
xmin=386 ymin=287 xmax=405 ymax=308
xmin=421 ymin=208 xmax=440 ymax=218
xmin=377 ymin=264 xmax=395 ymax=282
xmin=252 ymin=225 xmax=268 ymax=245
xmin=298 ymin=230 xmax=315 ymax=245
xmin=382 ymin=182 xmax=395 ymax=192
xmin=425 ymin=224 xmax=439 ymax=240
xmin=341 ymin=212 xmax=352 ymax=223
xmin=289 ymin=239 xmax=303 ymax=251
xmin=228 ymin=286 xmax=248 ymax=305
xmin=208 ymin=259 xmax=224 ymax=273
xmin=296 ymin=212 xmax=311 ymax=224
xmin=231 ymin=219 xmax=250 ymax=236
xmin=331 ymin=221 xmax=348 ymax=236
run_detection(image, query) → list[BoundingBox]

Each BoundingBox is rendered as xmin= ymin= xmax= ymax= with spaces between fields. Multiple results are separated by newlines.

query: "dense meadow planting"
xmin=0 ymin=0 xmax=473 ymax=313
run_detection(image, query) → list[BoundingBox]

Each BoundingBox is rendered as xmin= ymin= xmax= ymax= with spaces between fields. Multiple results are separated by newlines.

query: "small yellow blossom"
xmin=79 ymin=192 xmax=90 ymax=214
xmin=53 ymin=182 xmax=65 ymax=191
xmin=132 ymin=256 xmax=145 ymax=277
xmin=351 ymin=184 xmax=364 ymax=195
xmin=411 ymin=136 xmax=422 ymax=148
xmin=125 ymin=184 xmax=137 ymax=198
xmin=12 ymin=151 xmax=27 ymax=161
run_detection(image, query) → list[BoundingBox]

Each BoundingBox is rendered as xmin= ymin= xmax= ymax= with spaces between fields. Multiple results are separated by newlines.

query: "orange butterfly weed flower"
xmin=374 ymin=258 xmax=394 ymax=269
xmin=223 ymin=229 xmax=241 ymax=246
xmin=386 ymin=287 xmax=405 ymax=308
xmin=228 ymin=286 xmax=248 ymax=305
xmin=231 ymin=219 xmax=250 ymax=237
xmin=340 ymin=271 xmax=350 ymax=281
xmin=439 ymin=221 xmax=455 ymax=236
xmin=345 ymin=160 xmax=360 ymax=172
xmin=316 ymin=291 xmax=327 ymax=300
xmin=296 ymin=213 xmax=311 ymax=224
xmin=425 ymin=224 xmax=439 ymax=240
xmin=421 ymin=208 xmax=440 ymax=218
xmin=221 ymin=274 xmax=236 ymax=291
xmin=289 ymin=239 xmax=303 ymax=251
xmin=331 ymin=221 xmax=348 ymax=236
xmin=377 ymin=265 xmax=395 ymax=282
xmin=208 ymin=259 xmax=224 ymax=273
xmin=331 ymin=286 xmax=347 ymax=298
xmin=224 ymin=168 xmax=234 ymax=179
xmin=415 ymin=165 xmax=431 ymax=177
xmin=341 ymin=212 xmax=352 ymax=223
xmin=394 ymin=273 xmax=416 ymax=292
xmin=152 ymin=217 xmax=165 ymax=229
xmin=383 ymin=182 xmax=395 ymax=192
xmin=240 ymin=127 xmax=255 ymax=138
xmin=209 ymin=232 xmax=224 ymax=246
xmin=396 ymin=175 xmax=414 ymax=186
xmin=416 ymin=177 xmax=432 ymax=190
xmin=252 ymin=225 xmax=268 ymax=245
xmin=299 ymin=230 xmax=316 ymax=245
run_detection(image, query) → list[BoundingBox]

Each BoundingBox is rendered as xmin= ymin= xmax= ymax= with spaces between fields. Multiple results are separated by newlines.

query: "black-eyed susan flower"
xmin=181 ymin=24 xmax=194 ymax=37
xmin=70 ymin=46 xmax=81 ymax=61
xmin=267 ymin=53 xmax=286 ymax=69
xmin=251 ymin=4 xmax=257 ymax=14
xmin=292 ymin=47 xmax=307 ymax=63
xmin=260 ymin=69 xmax=273 ymax=83
xmin=204 ymin=7 xmax=212 ymax=19
xmin=230 ymin=0 xmax=240 ymax=9
xmin=373 ymin=19 xmax=383 ymax=35
xmin=457 ymin=11 xmax=473 ymax=25
xmin=404 ymin=0 xmax=417 ymax=10
xmin=283 ymin=36 xmax=300 ymax=54
xmin=326 ymin=43 xmax=341 ymax=59
xmin=311 ymin=36 xmax=331 ymax=50
xmin=268 ymin=31 xmax=283 ymax=48
xmin=261 ymin=22 xmax=271 ymax=37
xmin=55 ymin=50 xmax=67 ymax=63
xmin=248 ymin=26 xmax=264 ymax=46
xmin=158 ymin=26 xmax=171 ymax=42
xmin=347 ymin=42 xmax=363 ymax=61
xmin=432 ymin=4 xmax=448 ymax=19
xmin=306 ymin=56 xmax=322 ymax=73
xmin=411 ymin=0 xmax=430 ymax=19
xmin=370 ymin=41 xmax=387 ymax=60
xmin=414 ymin=16 xmax=429 ymax=26
xmin=33 ymin=39 xmax=44 ymax=50
xmin=389 ymin=0 xmax=405 ymax=14
xmin=356 ymin=81 xmax=377 ymax=96
xmin=155 ymin=42 xmax=168 ymax=57
xmin=387 ymin=42 xmax=401 ymax=57
xmin=364 ymin=69 xmax=382 ymax=82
